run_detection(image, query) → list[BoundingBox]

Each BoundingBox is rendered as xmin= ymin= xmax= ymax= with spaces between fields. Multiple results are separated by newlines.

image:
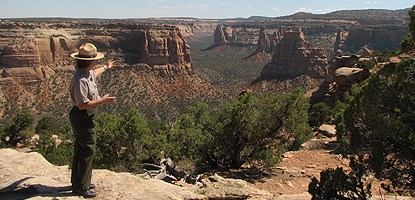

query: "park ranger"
xmin=69 ymin=43 xmax=117 ymax=198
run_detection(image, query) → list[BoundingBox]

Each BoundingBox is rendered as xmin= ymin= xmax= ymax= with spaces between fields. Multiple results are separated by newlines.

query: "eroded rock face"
xmin=333 ymin=28 xmax=407 ymax=54
xmin=145 ymin=28 xmax=193 ymax=75
xmin=260 ymin=31 xmax=328 ymax=79
xmin=213 ymin=25 xmax=233 ymax=46
xmin=256 ymin=26 xmax=272 ymax=53
xmin=0 ymin=21 xmax=193 ymax=84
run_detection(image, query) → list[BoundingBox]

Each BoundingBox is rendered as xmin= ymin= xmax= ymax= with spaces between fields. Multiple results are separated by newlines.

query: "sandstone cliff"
xmin=0 ymin=21 xmax=193 ymax=85
xmin=213 ymin=25 xmax=233 ymax=46
xmin=333 ymin=27 xmax=407 ymax=55
xmin=213 ymin=25 xmax=262 ymax=46
xmin=0 ymin=148 xmax=272 ymax=199
xmin=211 ymin=9 xmax=408 ymax=62
xmin=260 ymin=31 xmax=328 ymax=79
xmin=256 ymin=26 xmax=272 ymax=53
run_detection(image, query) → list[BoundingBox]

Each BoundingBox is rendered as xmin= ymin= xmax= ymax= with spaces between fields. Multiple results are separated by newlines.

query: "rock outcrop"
xmin=0 ymin=148 xmax=272 ymax=199
xmin=260 ymin=31 xmax=328 ymax=79
xmin=256 ymin=26 xmax=272 ymax=53
xmin=324 ymin=55 xmax=370 ymax=103
xmin=144 ymin=28 xmax=193 ymax=75
xmin=213 ymin=25 xmax=233 ymax=46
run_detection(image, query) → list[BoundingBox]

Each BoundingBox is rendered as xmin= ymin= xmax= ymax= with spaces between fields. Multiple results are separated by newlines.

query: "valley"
xmin=0 ymin=6 xmax=415 ymax=199
xmin=0 ymin=8 xmax=410 ymax=121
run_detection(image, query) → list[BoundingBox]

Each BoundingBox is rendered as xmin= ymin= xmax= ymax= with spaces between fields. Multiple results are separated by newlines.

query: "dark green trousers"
xmin=69 ymin=106 xmax=97 ymax=191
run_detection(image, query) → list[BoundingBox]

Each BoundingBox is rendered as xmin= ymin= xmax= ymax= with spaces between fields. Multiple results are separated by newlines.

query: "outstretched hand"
xmin=107 ymin=59 xmax=116 ymax=69
xmin=101 ymin=94 xmax=117 ymax=104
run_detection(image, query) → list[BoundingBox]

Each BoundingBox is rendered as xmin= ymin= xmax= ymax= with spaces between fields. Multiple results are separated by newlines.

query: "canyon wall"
xmin=334 ymin=27 xmax=408 ymax=54
xmin=212 ymin=9 xmax=409 ymax=61
xmin=0 ymin=20 xmax=194 ymax=84
xmin=214 ymin=24 xmax=407 ymax=59
xmin=260 ymin=31 xmax=328 ymax=79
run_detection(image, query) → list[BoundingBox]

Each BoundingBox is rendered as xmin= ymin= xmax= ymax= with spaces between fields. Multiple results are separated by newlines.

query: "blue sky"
xmin=1 ymin=0 xmax=414 ymax=19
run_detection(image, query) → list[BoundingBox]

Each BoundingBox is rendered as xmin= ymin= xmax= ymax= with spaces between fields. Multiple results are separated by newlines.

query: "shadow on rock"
xmin=0 ymin=177 xmax=74 ymax=200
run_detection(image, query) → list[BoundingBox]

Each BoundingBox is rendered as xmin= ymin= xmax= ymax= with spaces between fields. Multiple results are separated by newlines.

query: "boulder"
xmin=318 ymin=124 xmax=336 ymax=138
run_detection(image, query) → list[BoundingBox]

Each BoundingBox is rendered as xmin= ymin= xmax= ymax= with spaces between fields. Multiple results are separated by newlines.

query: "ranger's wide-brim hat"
xmin=70 ymin=43 xmax=104 ymax=60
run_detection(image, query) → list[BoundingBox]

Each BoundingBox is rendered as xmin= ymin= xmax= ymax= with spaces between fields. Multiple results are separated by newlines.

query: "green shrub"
xmin=35 ymin=116 xmax=60 ymax=134
xmin=356 ymin=59 xmax=376 ymax=71
xmin=31 ymin=90 xmax=312 ymax=173
xmin=37 ymin=132 xmax=73 ymax=166
xmin=308 ymin=157 xmax=371 ymax=200
xmin=401 ymin=34 xmax=415 ymax=52
xmin=167 ymin=102 xmax=216 ymax=169
xmin=36 ymin=121 xmax=74 ymax=166
xmin=308 ymin=102 xmax=333 ymax=128
xmin=1 ymin=109 xmax=34 ymax=146
xmin=336 ymin=59 xmax=415 ymax=193
xmin=94 ymin=110 xmax=169 ymax=173
xmin=401 ymin=6 xmax=415 ymax=52
xmin=214 ymin=89 xmax=311 ymax=169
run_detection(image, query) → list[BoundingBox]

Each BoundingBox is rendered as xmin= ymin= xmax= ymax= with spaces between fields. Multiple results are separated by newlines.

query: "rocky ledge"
xmin=0 ymin=148 xmax=272 ymax=199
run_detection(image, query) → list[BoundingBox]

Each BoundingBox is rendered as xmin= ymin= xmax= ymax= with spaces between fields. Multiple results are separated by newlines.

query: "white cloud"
xmin=296 ymin=8 xmax=331 ymax=14
xmin=364 ymin=1 xmax=379 ymax=4
xmin=179 ymin=4 xmax=193 ymax=9
xmin=199 ymin=4 xmax=209 ymax=10
xmin=158 ymin=5 xmax=173 ymax=9
xmin=297 ymin=7 xmax=314 ymax=13
xmin=220 ymin=2 xmax=232 ymax=6
xmin=159 ymin=4 xmax=192 ymax=10
xmin=145 ymin=9 xmax=172 ymax=17
xmin=272 ymin=7 xmax=281 ymax=11
xmin=199 ymin=4 xmax=208 ymax=8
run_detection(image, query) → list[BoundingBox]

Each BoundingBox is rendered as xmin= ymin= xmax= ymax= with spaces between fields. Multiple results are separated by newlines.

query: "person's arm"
xmin=77 ymin=94 xmax=116 ymax=110
xmin=95 ymin=59 xmax=115 ymax=77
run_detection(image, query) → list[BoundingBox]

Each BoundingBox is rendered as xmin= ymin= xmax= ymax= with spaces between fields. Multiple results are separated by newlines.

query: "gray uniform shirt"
xmin=70 ymin=69 xmax=101 ymax=107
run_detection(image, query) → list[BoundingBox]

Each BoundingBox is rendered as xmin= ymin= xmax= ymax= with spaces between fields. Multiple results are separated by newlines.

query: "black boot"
xmin=73 ymin=189 xmax=96 ymax=198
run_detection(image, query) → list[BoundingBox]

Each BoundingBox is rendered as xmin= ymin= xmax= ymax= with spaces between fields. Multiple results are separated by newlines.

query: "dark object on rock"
xmin=140 ymin=158 xmax=201 ymax=184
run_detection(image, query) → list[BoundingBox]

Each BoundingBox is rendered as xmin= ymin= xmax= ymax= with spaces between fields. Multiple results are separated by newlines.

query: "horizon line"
xmin=0 ymin=7 xmax=410 ymax=21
